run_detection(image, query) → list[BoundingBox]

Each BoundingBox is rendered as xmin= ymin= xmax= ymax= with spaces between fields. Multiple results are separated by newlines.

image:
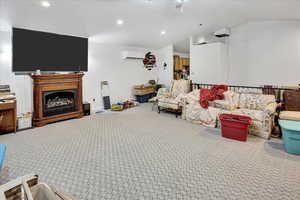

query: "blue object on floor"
xmin=279 ymin=120 xmax=300 ymax=155
xmin=136 ymin=93 xmax=154 ymax=103
xmin=0 ymin=144 xmax=6 ymax=168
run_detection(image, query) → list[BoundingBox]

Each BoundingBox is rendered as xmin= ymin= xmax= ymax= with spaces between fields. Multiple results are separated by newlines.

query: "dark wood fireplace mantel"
xmin=31 ymin=73 xmax=84 ymax=127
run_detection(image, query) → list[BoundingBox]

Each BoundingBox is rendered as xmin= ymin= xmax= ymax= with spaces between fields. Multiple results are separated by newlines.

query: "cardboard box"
xmin=134 ymin=84 xmax=155 ymax=95
xmin=18 ymin=112 xmax=32 ymax=130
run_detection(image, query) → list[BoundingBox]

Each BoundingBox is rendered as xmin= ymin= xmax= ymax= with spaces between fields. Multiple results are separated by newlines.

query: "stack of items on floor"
xmin=18 ymin=112 xmax=32 ymax=130
xmin=0 ymin=85 xmax=15 ymax=101
xmin=134 ymin=82 xmax=156 ymax=103
xmin=183 ymin=87 xmax=277 ymax=139
xmin=279 ymin=90 xmax=300 ymax=154
xmin=111 ymin=100 xmax=139 ymax=111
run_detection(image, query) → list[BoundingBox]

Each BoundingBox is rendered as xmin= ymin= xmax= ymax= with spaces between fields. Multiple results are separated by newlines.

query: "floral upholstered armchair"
xmin=158 ymin=80 xmax=191 ymax=117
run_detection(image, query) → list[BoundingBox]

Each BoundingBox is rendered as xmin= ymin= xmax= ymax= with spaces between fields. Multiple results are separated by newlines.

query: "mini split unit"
xmin=214 ymin=28 xmax=231 ymax=38
xmin=121 ymin=51 xmax=145 ymax=59
xmin=192 ymin=28 xmax=231 ymax=45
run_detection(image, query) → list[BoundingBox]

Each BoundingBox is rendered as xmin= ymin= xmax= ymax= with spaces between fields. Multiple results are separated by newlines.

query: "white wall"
xmin=0 ymin=28 xmax=174 ymax=114
xmin=190 ymin=21 xmax=300 ymax=87
xmin=155 ymin=45 xmax=174 ymax=87
xmin=84 ymin=43 xmax=158 ymax=111
xmin=190 ymin=42 xmax=228 ymax=84
xmin=228 ymin=21 xmax=300 ymax=86
xmin=0 ymin=30 xmax=33 ymax=115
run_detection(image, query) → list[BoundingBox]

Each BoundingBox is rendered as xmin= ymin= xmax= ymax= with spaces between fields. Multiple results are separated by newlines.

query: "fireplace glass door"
xmin=43 ymin=89 xmax=77 ymax=117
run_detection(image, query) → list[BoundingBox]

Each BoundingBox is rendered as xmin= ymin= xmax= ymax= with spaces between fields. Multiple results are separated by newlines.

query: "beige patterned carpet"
xmin=0 ymin=104 xmax=300 ymax=200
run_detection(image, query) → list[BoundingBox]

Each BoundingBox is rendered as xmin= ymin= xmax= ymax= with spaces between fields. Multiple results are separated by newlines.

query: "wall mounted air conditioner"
xmin=191 ymin=36 xmax=211 ymax=45
xmin=121 ymin=51 xmax=145 ymax=59
xmin=192 ymin=31 xmax=229 ymax=46
xmin=214 ymin=28 xmax=230 ymax=38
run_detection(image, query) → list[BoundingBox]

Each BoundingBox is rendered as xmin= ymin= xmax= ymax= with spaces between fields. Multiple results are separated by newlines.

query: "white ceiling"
xmin=1 ymin=0 xmax=300 ymax=50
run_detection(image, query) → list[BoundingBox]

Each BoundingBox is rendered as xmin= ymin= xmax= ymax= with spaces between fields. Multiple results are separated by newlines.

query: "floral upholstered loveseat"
xmin=183 ymin=89 xmax=277 ymax=139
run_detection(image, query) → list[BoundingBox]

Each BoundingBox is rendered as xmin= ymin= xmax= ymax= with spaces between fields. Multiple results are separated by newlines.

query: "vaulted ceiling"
xmin=1 ymin=0 xmax=300 ymax=51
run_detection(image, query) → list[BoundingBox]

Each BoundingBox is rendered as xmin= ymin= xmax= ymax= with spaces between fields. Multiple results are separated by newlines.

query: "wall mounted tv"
xmin=13 ymin=28 xmax=88 ymax=72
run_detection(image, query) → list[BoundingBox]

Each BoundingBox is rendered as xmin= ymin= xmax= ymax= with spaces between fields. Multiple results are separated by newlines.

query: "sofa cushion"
xmin=185 ymin=89 xmax=200 ymax=104
xmin=185 ymin=104 xmax=220 ymax=127
xmin=223 ymin=90 xmax=234 ymax=102
xmin=232 ymin=109 xmax=265 ymax=122
xmin=158 ymin=97 xmax=180 ymax=110
xmin=256 ymin=95 xmax=276 ymax=111
xmin=239 ymin=94 xmax=275 ymax=111
xmin=212 ymin=91 xmax=239 ymax=111
xmin=234 ymin=88 xmax=263 ymax=94
xmin=171 ymin=80 xmax=191 ymax=98
xmin=248 ymin=120 xmax=272 ymax=139
xmin=232 ymin=92 xmax=240 ymax=108
xmin=213 ymin=100 xmax=235 ymax=110
xmin=174 ymin=93 xmax=187 ymax=104
xmin=158 ymin=102 xmax=180 ymax=110
xmin=239 ymin=94 xmax=258 ymax=110
xmin=280 ymin=111 xmax=300 ymax=121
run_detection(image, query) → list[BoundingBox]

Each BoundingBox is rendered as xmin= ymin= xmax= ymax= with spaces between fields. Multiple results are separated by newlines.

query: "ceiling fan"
xmin=146 ymin=0 xmax=187 ymax=13
xmin=175 ymin=0 xmax=186 ymax=13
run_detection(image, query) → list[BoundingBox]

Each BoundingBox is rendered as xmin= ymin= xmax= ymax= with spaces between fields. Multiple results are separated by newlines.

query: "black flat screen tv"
xmin=12 ymin=28 xmax=88 ymax=72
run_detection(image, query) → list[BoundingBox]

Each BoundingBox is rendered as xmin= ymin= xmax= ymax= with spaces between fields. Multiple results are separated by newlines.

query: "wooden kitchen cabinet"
xmin=173 ymin=56 xmax=190 ymax=80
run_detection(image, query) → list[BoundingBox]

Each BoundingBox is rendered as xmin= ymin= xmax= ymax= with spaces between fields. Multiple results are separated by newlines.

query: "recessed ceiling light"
xmin=41 ymin=1 xmax=51 ymax=7
xmin=116 ymin=19 xmax=124 ymax=26
xmin=161 ymin=30 xmax=166 ymax=35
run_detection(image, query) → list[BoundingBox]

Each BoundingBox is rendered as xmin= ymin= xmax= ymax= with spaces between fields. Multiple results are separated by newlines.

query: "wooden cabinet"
xmin=174 ymin=56 xmax=190 ymax=70
xmin=173 ymin=56 xmax=190 ymax=80
xmin=181 ymin=58 xmax=190 ymax=66
xmin=174 ymin=56 xmax=182 ymax=71
xmin=0 ymin=101 xmax=17 ymax=133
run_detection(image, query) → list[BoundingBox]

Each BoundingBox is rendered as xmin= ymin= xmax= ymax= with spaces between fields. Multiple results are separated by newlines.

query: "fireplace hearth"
xmin=31 ymin=73 xmax=84 ymax=127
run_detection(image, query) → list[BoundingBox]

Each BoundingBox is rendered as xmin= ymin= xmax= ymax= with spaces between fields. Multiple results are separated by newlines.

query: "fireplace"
xmin=43 ymin=89 xmax=77 ymax=117
xmin=31 ymin=73 xmax=84 ymax=127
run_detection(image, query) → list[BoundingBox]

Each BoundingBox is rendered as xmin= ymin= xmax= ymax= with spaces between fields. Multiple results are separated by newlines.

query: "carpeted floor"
xmin=0 ymin=104 xmax=300 ymax=200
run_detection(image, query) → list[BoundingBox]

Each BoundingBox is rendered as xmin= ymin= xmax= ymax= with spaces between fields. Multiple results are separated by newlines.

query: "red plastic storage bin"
xmin=219 ymin=114 xmax=252 ymax=142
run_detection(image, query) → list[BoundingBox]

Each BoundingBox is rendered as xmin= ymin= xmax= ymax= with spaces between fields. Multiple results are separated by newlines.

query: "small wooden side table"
xmin=0 ymin=100 xmax=17 ymax=134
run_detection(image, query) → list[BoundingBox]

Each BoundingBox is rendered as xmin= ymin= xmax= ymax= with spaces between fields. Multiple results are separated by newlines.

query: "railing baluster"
xmin=190 ymin=83 xmax=298 ymax=105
